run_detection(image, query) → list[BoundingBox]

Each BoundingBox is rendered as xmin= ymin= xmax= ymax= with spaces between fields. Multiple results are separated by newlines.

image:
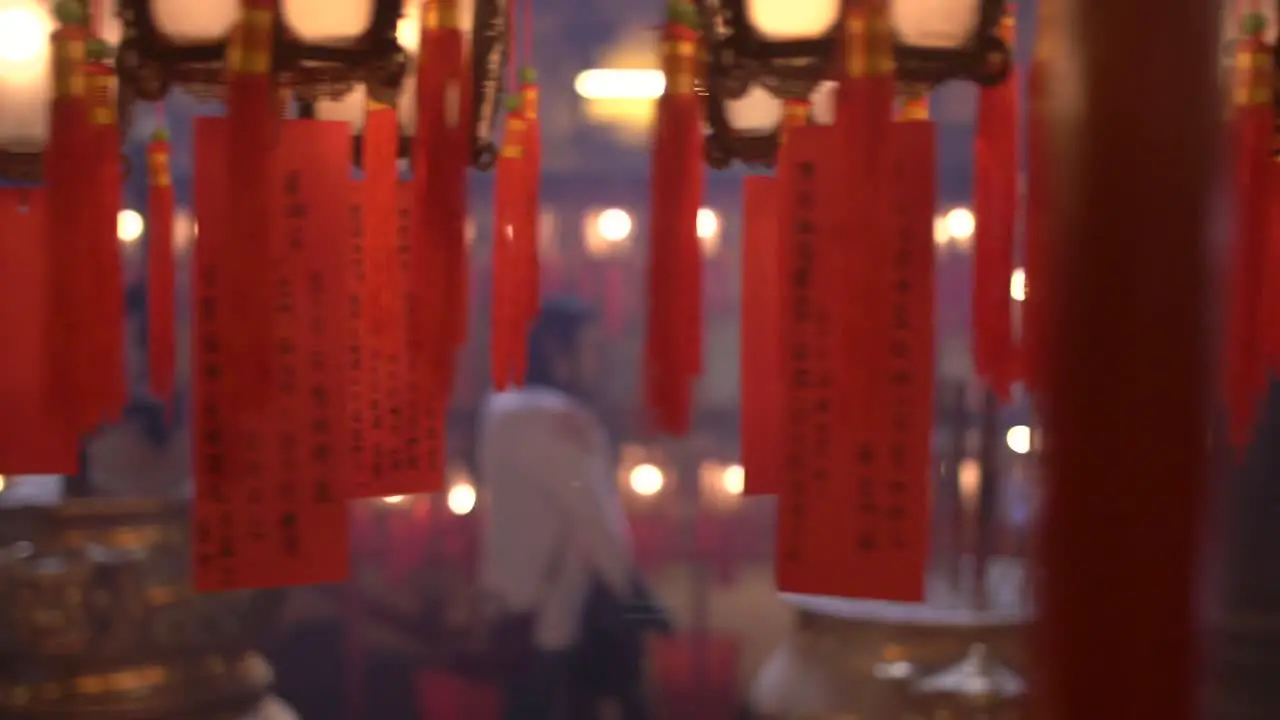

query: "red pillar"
xmin=1034 ymin=0 xmax=1219 ymax=718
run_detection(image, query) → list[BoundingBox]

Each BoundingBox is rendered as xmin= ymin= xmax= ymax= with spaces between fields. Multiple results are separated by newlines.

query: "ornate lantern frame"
xmin=115 ymin=0 xmax=408 ymax=109
xmin=344 ymin=0 xmax=511 ymax=171
xmin=699 ymin=0 xmax=1011 ymax=169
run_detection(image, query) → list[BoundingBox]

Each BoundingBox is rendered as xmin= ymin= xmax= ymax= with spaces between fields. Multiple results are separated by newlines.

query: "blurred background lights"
xmin=596 ymin=208 xmax=633 ymax=243
xmin=932 ymin=215 xmax=951 ymax=246
xmin=116 ymin=209 xmax=145 ymax=243
xmin=1006 ymin=425 xmax=1032 ymax=455
xmin=722 ymin=463 xmax=745 ymax=496
xmin=446 ymin=482 xmax=477 ymax=516
xmin=0 ymin=4 xmax=48 ymax=65
xmin=1011 ymin=267 xmax=1027 ymax=302
xmin=173 ymin=210 xmax=198 ymax=252
xmin=697 ymin=207 xmax=721 ymax=256
xmin=381 ymin=495 xmax=406 ymax=505
xmin=696 ymin=207 xmax=720 ymax=240
xmin=574 ymin=69 xmax=665 ymax=100
xmin=943 ymin=206 xmax=975 ymax=241
xmin=957 ymin=458 xmax=982 ymax=506
xmin=629 ymin=462 xmax=665 ymax=496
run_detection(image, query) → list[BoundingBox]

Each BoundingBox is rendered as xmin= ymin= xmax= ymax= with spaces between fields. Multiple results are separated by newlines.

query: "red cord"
xmin=523 ymin=0 xmax=532 ymax=64
xmin=507 ymin=0 xmax=518 ymax=84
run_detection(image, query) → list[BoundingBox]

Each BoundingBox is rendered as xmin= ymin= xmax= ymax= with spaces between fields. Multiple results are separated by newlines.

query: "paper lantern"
xmin=699 ymin=0 xmax=1011 ymax=169
xmin=890 ymin=0 xmax=1010 ymax=86
xmin=0 ymin=0 xmax=56 ymax=181
xmin=701 ymin=0 xmax=839 ymax=168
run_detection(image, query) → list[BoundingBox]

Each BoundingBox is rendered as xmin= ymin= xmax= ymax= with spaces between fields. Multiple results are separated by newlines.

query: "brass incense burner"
xmin=0 ymin=493 xmax=281 ymax=719
xmin=750 ymin=562 xmax=1029 ymax=720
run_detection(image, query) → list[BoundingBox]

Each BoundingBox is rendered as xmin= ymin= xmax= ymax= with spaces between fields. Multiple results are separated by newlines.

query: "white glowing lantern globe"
xmin=629 ymin=463 xmax=664 ymax=497
xmin=315 ymin=83 xmax=369 ymax=132
xmin=149 ymin=0 xmax=239 ymax=44
xmin=807 ymin=80 xmax=839 ymax=126
xmin=724 ymin=83 xmax=782 ymax=135
xmin=151 ymin=0 xmax=378 ymax=44
xmin=281 ymin=0 xmax=375 ymax=45
xmin=0 ymin=0 xmax=54 ymax=150
xmin=890 ymin=0 xmax=983 ymax=49
xmin=745 ymin=0 xmax=840 ymax=41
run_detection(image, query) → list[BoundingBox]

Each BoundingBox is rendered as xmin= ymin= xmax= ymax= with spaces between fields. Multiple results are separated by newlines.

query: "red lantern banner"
xmin=343 ymin=106 xmax=400 ymax=499
xmin=398 ymin=181 xmax=447 ymax=495
xmin=192 ymin=118 xmax=351 ymax=591
xmin=344 ymin=189 xmax=375 ymax=498
xmin=773 ymin=124 xmax=849 ymax=595
xmin=147 ymin=133 xmax=177 ymax=402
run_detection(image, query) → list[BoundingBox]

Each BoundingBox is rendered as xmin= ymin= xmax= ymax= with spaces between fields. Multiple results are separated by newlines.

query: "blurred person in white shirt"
xmin=478 ymin=297 xmax=668 ymax=720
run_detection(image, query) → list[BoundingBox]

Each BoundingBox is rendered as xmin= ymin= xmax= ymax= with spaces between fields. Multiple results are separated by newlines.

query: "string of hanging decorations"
xmin=0 ymin=0 xmax=1267 ymax=604
xmin=0 ymin=0 xmax=517 ymax=591
xmin=675 ymin=0 xmax=1015 ymax=601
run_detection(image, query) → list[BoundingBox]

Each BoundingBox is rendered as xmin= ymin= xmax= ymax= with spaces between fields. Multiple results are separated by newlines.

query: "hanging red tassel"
xmin=147 ymin=129 xmax=176 ymax=403
xmin=510 ymin=0 xmax=542 ymax=369
xmin=645 ymin=1 xmax=704 ymax=435
xmin=44 ymin=3 xmax=96 ymax=434
xmin=84 ymin=42 xmax=125 ymax=426
xmin=972 ymin=12 xmax=1019 ymax=400
xmin=416 ymin=0 xmax=469 ymax=399
xmin=492 ymin=96 xmax=527 ymax=389
xmin=224 ymin=0 xmax=278 ymax=411
xmin=1224 ymin=13 xmax=1274 ymax=449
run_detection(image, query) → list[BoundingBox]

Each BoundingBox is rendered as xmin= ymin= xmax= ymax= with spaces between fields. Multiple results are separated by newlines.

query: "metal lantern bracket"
xmin=348 ymin=0 xmax=511 ymax=172
xmin=116 ymin=0 xmax=407 ymax=103
xmin=469 ymin=0 xmax=510 ymax=170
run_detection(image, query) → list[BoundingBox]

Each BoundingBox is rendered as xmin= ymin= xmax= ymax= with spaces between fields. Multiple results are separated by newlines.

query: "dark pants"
xmin=503 ymin=649 xmax=590 ymax=720
xmin=267 ymin=621 xmax=417 ymax=720
xmin=503 ymin=647 xmax=652 ymax=720
xmin=579 ymin=634 xmax=651 ymax=720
